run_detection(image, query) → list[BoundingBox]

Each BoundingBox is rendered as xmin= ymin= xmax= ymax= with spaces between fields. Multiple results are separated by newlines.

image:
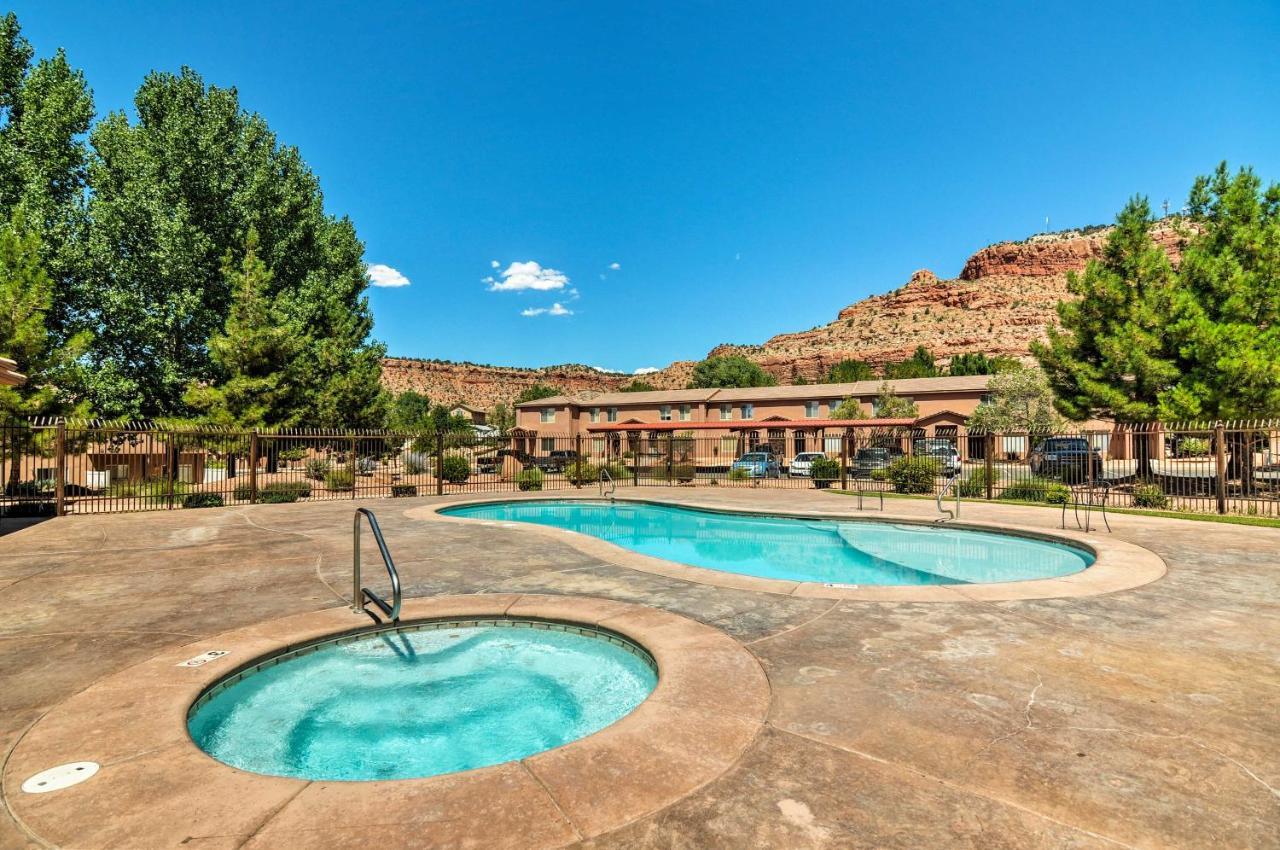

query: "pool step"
xmin=831 ymin=524 xmax=971 ymax=585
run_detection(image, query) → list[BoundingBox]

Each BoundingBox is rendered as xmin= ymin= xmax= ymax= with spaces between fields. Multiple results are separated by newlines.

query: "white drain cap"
xmin=22 ymin=762 xmax=99 ymax=793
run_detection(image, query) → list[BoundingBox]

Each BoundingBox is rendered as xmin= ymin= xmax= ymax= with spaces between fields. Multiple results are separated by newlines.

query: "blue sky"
xmin=12 ymin=1 xmax=1280 ymax=374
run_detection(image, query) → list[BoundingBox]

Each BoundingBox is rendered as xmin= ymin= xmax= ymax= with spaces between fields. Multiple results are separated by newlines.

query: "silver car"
xmin=788 ymin=452 xmax=827 ymax=477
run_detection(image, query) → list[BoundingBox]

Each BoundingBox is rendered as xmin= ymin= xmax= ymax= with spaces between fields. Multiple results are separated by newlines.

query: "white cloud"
xmin=488 ymin=260 xmax=569 ymax=292
xmin=490 ymin=260 xmax=500 ymax=269
xmin=633 ymin=366 xmax=659 ymax=375
xmin=520 ymin=302 xmax=574 ymax=317
xmin=608 ymin=261 xmax=621 ymax=271
xmin=589 ymin=366 xmax=624 ymax=374
xmin=367 ymin=263 xmax=410 ymax=288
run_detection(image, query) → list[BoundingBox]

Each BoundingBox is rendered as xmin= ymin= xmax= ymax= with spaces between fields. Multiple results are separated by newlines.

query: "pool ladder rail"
xmin=935 ymin=470 xmax=961 ymax=522
xmin=599 ymin=467 xmax=616 ymax=502
xmin=352 ymin=508 xmax=402 ymax=624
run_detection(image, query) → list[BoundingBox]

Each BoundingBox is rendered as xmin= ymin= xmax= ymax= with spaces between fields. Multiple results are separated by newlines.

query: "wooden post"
xmin=985 ymin=433 xmax=995 ymax=500
xmin=54 ymin=420 xmax=66 ymax=517
xmin=435 ymin=429 xmax=444 ymax=496
xmin=1214 ymin=424 xmax=1227 ymax=514
xmin=248 ymin=431 xmax=259 ymax=504
xmin=839 ymin=432 xmax=848 ymax=490
xmin=574 ymin=433 xmax=582 ymax=489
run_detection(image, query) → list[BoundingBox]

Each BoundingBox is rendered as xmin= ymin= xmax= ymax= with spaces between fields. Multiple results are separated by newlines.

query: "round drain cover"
xmin=21 ymin=762 xmax=99 ymax=793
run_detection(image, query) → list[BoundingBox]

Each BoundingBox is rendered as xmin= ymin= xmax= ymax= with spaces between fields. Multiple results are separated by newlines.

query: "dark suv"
xmin=533 ymin=449 xmax=580 ymax=473
xmin=1029 ymin=437 xmax=1103 ymax=482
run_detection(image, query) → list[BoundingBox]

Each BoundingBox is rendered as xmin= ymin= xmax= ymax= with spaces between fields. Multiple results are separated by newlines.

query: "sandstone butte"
xmin=380 ymin=223 xmax=1187 ymax=410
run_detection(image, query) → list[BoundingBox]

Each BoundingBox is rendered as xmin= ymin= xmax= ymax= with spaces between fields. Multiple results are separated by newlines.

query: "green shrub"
xmin=602 ymin=461 xmax=630 ymax=481
xmin=957 ymin=467 xmax=994 ymax=498
xmin=516 ymin=468 xmax=543 ymax=491
xmin=440 ymin=454 xmax=471 ymax=484
xmin=391 ymin=483 xmax=418 ymax=497
xmin=305 ymin=457 xmax=331 ymax=480
xmin=869 ymin=467 xmax=890 ymax=482
xmin=1132 ymin=483 xmax=1169 ymax=509
xmin=232 ymin=480 xmax=312 ymax=502
xmin=565 ymin=459 xmax=599 ymax=485
xmin=728 ymin=466 xmax=751 ymax=481
xmin=402 ymin=452 xmax=429 ymax=475
xmin=324 ymin=468 xmax=355 ymax=492
xmin=654 ymin=462 xmax=696 ymax=482
xmin=182 ymin=493 xmax=225 ymax=509
xmin=888 ymin=456 xmax=939 ymax=494
xmin=279 ymin=448 xmax=308 ymax=463
xmin=809 ymin=456 xmax=840 ymax=488
xmin=999 ymin=477 xmax=1069 ymax=504
xmin=1179 ymin=438 xmax=1210 ymax=457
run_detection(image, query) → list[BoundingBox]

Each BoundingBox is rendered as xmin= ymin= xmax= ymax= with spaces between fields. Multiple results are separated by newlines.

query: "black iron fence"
xmin=3 ymin=419 xmax=1279 ymax=519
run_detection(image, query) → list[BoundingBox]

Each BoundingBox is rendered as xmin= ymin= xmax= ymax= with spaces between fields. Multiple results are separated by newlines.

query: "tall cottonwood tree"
xmin=81 ymin=67 xmax=386 ymax=425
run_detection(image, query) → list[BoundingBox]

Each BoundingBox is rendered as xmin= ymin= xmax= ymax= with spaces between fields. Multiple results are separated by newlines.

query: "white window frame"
xmin=607 ymin=407 xmax=618 ymax=423
xmin=679 ymin=404 xmax=691 ymax=421
xmin=740 ymin=403 xmax=754 ymax=420
xmin=589 ymin=407 xmax=599 ymax=423
xmin=805 ymin=401 xmax=819 ymax=418
xmin=540 ymin=407 xmax=555 ymax=424
xmin=719 ymin=404 xmax=732 ymax=420
xmin=660 ymin=404 xmax=672 ymax=421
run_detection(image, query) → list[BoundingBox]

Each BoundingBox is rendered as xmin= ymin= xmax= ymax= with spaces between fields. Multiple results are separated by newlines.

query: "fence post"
xmin=166 ymin=431 xmax=177 ymax=510
xmin=1214 ymin=423 xmax=1227 ymax=514
xmin=350 ymin=435 xmax=358 ymax=499
xmin=54 ymin=420 xmax=66 ymax=518
xmin=574 ymin=433 xmax=582 ymax=489
xmin=984 ymin=433 xmax=995 ymax=500
xmin=840 ymin=432 xmax=848 ymax=490
xmin=666 ymin=434 xmax=674 ymax=487
xmin=435 ymin=429 xmax=444 ymax=496
xmin=249 ymin=431 xmax=259 ymax=504
xmin=632 ymin=439 xmax=639 ymax=487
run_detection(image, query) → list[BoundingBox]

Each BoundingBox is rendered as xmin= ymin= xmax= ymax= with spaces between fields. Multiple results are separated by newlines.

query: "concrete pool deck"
xmin=0 ymin=489 xmax=1277 ymax=848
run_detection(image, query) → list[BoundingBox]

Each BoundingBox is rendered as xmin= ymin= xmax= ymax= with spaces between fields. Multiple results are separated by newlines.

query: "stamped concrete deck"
xmin=1 ymin=489 xmax=1277 ymax=849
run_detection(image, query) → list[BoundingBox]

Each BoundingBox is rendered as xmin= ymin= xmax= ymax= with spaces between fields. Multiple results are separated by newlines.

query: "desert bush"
xmin=305 ymin=457 xmax=331 ymax=480
xmin=182 ymin=493 xmax=225 ymax=509
xmin=402 ymin=451 xmax=429 ymax=475
xmin=233 ymin=480 xmax=312 ymax=502
xmin=564 ymin=459 xmax=599 ymax=485
xmin=279 ymin=447 xmax=308 ymax=463
xmin=324 ymin=468 xmax=355 ymax=492
xmin=728 ymin=466 xmax=751 ymax=481
xmin=391 ymin=484 xmax=418 ymax=497
xmin=440 ymin=454 xmax=471 ymax=484
xmin=602 ymin=461 xmax=630 ymax=480
xmin=809 ymin=456 xmax=840 ymax=488
xmin=516 ymin=468 xmax=543 ymax=491
xmin=999 ymin=477 xmax=1069 ymax=504
xmin=888 ymin=456 xmax=938 ymax=494
xmin=1132 ymin=483 xmax=1169 ymax=509
xmin=1178 ymin=437 xmax=1210 ymax=457
xmin=957 ymin=467 xmax=995 ymax=497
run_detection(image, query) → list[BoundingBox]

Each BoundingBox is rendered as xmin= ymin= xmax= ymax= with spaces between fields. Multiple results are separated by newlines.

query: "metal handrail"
xmin=599 ymin=467 xmax=616 ymax=501
xmin=353 ymin=508 xmax=401 ymax=622
xmin=935 ymin=470 xmax=961 ymax=522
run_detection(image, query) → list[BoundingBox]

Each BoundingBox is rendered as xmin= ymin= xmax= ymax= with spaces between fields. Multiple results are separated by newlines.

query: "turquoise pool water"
xmin=188 ymin=620 xmax=657 ymax=781
xmin=442 ymin=500 xmax=1094 ymax=585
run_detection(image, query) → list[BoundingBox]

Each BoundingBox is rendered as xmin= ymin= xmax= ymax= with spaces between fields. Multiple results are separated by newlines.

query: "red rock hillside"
xmin=381 ymin=224 xmax=1188 ymax=408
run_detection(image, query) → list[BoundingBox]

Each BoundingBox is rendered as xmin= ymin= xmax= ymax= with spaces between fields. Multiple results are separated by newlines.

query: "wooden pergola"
xmin=0 ymin=357 xmax=25 ymax=388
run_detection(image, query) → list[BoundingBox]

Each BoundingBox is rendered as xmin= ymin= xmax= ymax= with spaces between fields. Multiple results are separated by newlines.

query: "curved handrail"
xmin=353 ymin=507 xmax=402 ymax=622
xmin=599 ymin=467 xmax=616 ymax=501
xmin=935 ymin=469 xmax=961 ymax=522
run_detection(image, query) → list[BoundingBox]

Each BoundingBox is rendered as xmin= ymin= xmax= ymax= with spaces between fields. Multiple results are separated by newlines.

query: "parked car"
xmin=476 ymin=448 xmax=532 ymax=474
xmin=912 ymin=440 xmax=961 ymax=476
xmin=850 ymin=446 xmax=903 ymax=478
xmin=731 ymin=451 xmax=781 ymax=479
xmin=1029 ymin=437 xmax=1103 ymax=482
xmin=533 ymin=449 xmax=580 ymax=473
xmin=788 ymin=452 xmax=827 ymax=478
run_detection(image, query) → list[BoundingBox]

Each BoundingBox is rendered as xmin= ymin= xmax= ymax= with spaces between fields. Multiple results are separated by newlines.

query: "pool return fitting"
xmin=352 ymin=507 xmax=402 ymax=623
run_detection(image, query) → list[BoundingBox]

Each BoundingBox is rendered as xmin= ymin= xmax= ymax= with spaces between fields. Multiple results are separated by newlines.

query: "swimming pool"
xmin=188 ymin=618 xmax=657 ymax=781
xmin=442 ymin=500 xmax=1094 ymax=585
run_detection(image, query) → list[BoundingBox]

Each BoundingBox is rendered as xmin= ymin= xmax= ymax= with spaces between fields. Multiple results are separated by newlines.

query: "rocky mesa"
xmin=380 ymin=224 xmax=1187 ymax=407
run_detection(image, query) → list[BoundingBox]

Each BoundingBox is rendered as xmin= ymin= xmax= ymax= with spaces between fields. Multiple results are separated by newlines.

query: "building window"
xmin=660 ymin=404 xmax=672 ymax=421
xmin=589 ymin=407 xmax=599 ymax=423
xmin=540 ymin=407 xmax=555 ymax=423
xmin=804 ymin=401 xmax=819 ymax=418
xmin=827 ymin=400 xmax=839 ymax=415
xmin=540 ymin=437 xmax=555 ymax=452
xmin=719 ymin=404 xmax=732 ymax=420
xmin=679 ymin=404 xmax=691 ymax=421
xmin=607 ymin=407 xmax=618 ymax=423
xmin=740 ymin=403 xmax=753 ymax=420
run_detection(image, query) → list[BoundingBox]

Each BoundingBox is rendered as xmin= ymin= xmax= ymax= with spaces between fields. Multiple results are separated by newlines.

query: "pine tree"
xmin=1032 ymin=197 xmax=1181 ymax=422
xmin=184 ymin=232 xmax=300 ymax=428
